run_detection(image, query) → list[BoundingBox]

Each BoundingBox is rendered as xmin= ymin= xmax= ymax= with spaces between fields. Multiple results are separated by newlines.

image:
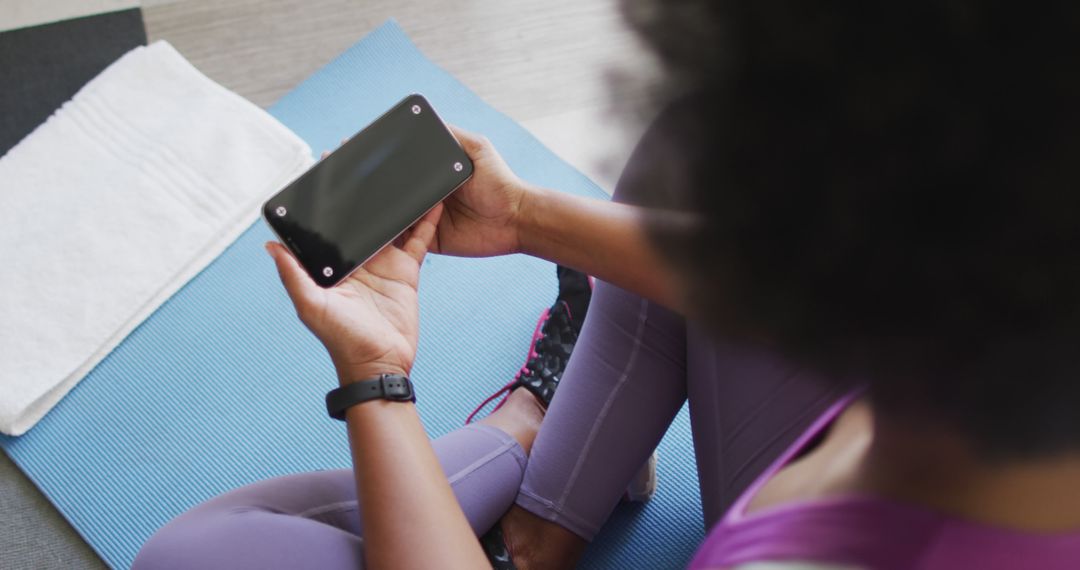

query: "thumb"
xmin=266 ymin=242 xmax=320 ymax=308
xmin=448 ymin=125 xmax=487 ymax=156
xmin=400 ymin=203 xmax=444 ymax=263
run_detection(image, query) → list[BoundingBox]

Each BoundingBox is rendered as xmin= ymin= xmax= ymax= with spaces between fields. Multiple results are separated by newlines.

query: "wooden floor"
xmin=3 ymin=0 xmax=657 ymax=191
xmin=139 ymin=0 xmax=657 ymax=191
xmin=139 ymin=0 xmax=652 ymax=191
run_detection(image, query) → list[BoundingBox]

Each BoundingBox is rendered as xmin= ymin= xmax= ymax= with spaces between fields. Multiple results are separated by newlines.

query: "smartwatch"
xmin=325 ymin=374 xmax=415 ymax=420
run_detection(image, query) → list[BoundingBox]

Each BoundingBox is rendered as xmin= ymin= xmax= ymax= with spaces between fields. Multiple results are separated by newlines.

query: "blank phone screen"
xmin=263 ymin=94 xmax=473 ymax=287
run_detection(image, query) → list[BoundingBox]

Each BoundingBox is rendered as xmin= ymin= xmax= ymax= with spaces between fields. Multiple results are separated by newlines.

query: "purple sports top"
xmin=688 ymin=395 xmax=1080 ymax=570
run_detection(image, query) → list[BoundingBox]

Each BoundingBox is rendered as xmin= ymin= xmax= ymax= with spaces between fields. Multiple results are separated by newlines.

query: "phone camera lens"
xmin=323 ymin=267 xmax=334 ymax=278
xmin=274 ymin=206 xmax=287 ymax=217
xmin=411 ymin=104 xmax=422 ymax=115
xmin=453 ymin=162 xmax=463 ymax=172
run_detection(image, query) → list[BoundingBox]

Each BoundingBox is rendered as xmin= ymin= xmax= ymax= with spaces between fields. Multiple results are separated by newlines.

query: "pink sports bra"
xmin=688 ymin=395 xmax=1080 ymax=570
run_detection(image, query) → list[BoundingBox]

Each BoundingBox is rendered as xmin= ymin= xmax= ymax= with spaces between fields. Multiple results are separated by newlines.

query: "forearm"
xmin=343 ymin=379 xmax=487 ymax=569
xmin=518 ymin=185 xmax=682 ymax=311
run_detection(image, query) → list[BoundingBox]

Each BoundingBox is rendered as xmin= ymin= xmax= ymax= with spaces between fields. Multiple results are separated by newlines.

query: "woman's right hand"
xmin=431 ymin=126 xmax=532 ymax=258
xmin=437 ymin=126 xmax=682 ymax=310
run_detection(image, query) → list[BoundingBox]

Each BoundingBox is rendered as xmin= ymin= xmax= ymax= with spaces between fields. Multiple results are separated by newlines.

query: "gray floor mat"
xmin=1 ymin=452 xmax=106 ymax=569
xmin=0 ymin=8 xmax=146 ymax=156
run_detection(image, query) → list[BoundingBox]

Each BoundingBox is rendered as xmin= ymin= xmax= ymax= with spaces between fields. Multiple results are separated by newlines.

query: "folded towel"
xmin=0 ymin=41 xmax=314 ymax=436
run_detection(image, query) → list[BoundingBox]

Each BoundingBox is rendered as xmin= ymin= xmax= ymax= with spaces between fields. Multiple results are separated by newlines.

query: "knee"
xmin=132 ymin=523 xmax=184 ymax=570
xmin=132 ymin=509 xmax=245 ymax=570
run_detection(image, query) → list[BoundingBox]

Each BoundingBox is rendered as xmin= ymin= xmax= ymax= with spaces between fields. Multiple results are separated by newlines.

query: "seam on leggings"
xmin=297 ymin=500 xmax=358 ymax=520
xmin=705 ymin=338 xmax=728 ymax=518
xmin=446 ymin=424 xmax=528 ymax=486
xmin=516 ymin=488 xmax=602 ymax=538
xmin=553 ymin=297 xmax=651 ymax=517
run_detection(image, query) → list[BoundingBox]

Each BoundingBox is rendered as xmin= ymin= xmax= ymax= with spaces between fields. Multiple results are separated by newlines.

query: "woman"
xmin=135 ymin=2 xmax=1080 ymax=569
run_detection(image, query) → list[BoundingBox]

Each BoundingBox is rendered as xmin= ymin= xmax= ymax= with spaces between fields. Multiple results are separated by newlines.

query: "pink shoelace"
xmin=464 ymin=305 xmax=555 ymax=424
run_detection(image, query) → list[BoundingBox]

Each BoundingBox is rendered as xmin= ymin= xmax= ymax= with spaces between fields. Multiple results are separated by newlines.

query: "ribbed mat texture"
xmin=0 ymin=20 xmax=703 ymax=569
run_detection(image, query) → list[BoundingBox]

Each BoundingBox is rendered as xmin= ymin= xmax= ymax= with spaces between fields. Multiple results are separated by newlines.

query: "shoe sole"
xmin=624 ymin=450 xmax=658 ymax=502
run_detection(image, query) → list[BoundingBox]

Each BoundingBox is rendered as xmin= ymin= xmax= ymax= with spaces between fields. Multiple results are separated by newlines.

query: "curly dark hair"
xmin=622 ymin=0 xmax=1080 ymax=459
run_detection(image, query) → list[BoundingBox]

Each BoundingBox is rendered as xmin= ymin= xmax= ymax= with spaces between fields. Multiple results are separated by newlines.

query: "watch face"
xmin=263 ymin=94 xmax=473 ymax=287
xmin=381 ymin=375 xmax=415 ymax=401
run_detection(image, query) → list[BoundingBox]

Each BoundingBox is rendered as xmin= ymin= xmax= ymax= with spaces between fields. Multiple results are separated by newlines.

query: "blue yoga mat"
xmin=1 ymin=21 xmax=703 ymax=569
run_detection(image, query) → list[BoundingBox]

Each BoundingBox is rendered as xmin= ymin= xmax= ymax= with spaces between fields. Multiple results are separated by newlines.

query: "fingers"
xmin=448 ymin=125 xmax=489 ymax=155
xmin=265 ymin=242 xmax=319 ymax=307
xmin=400 ymin=203 xmax=444 ymax=263
xmin=320 ymin=138 xmax=349 ymax=159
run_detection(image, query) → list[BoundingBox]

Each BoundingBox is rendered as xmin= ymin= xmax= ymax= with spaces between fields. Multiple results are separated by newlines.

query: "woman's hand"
xmin=266 ymin=204 xmax=443 ymax=385
xmin=270 ymin=201 xmax=493 ymax=570
xmin=431 ymin=126 xmax=531 ymax=258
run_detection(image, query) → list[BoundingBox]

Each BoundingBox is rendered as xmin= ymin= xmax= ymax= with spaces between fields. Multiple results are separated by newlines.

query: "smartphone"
xmin=262 ymin=94 xmax=473 ymax=287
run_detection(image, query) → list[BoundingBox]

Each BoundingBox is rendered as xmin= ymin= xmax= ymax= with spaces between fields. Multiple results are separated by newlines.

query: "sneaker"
xmin=479 ymin=522 xmax=516 ymax=570
xmin=466 ymin=266 xmax=591 ymax=423
xmin=623 ymin=451 xmax=658 ymax=502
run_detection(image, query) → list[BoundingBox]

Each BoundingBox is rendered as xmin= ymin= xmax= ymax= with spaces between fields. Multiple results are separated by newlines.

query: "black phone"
xmin=262 ymin=94 xmax=473 ymax=287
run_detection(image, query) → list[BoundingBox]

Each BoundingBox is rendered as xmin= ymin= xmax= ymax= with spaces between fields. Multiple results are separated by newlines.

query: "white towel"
xmin=0 ymin=41 xmax=314 ymax=436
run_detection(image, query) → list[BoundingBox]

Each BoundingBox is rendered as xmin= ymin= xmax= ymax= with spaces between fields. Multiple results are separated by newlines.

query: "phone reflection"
xmin=274 ymin=214 xmax=346 ymax=286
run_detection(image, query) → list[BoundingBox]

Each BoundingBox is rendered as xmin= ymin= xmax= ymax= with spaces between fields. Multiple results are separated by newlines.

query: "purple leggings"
xmin=134 ymin=133 xmax=841 ymax=570
xmin=134 ymin=423 xmax=527 ymax=569
xmin=134 ymin=258 xmax=839 ymax=570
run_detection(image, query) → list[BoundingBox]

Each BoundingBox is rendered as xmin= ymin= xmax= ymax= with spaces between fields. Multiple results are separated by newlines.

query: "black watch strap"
xmin=325 ymin=374 xmax=415 ymax=421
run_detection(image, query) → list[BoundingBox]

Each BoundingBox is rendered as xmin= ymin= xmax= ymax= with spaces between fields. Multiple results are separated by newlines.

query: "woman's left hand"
xmin=266 ymin=203 xmax=443 ymax=385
